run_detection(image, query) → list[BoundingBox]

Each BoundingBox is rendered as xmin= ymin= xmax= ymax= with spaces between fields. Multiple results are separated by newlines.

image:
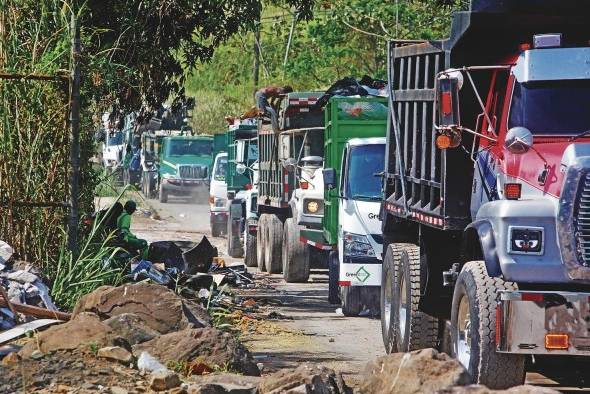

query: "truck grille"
xmin=178 ymin=165 xmax=207 ymax=179
xmin=574 ymin=173 xmax=590 ymax=267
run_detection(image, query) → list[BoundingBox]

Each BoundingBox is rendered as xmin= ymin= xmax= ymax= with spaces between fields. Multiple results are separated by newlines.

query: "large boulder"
xmin=259 ymin=363 xmax=351 ymax=394
xmin=132 ymin=328 xmax=260 ymax=376
xmin=103 ymin=313 xmax=160 ymax=345
xmin=360 ymin=348 xmax=471 ymax=394
xmin=20 ymin=313 xmax=117 ymax=358
xmin=73 ymin=283 xmax=210 ymax=333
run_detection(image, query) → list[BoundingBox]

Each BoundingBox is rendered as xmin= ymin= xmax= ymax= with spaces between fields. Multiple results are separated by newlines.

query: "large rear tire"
xmin=256 ymin=214 xmax=268 ymax=272
xmin=227 ymin=203 xmax=243 ymax=258
xmin=451 ymin=261 xmax=525 ymax=389
xmin=282 ymin=218 xmax=309 ymax=282
xmin=244 ymin=220 xmax=258 ymax=268
xmin=392 ymin=246 xmax=438 ymax=352
xmin=159 ymin=186 xmax=168 ymax=203
xmin=264 ymin=215 xmax=283 ymax=274
xmin=211 ymin=222 xmax=222 ymax=238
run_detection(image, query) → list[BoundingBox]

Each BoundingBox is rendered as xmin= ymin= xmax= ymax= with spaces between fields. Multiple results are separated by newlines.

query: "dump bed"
xmin=258 ymin=92 xmax=324 ymax=210
xmin=323 ymin=97 xmax=388 ymax=245
xmin=226 ymin=124 xmax=257 ymax=192
xmin=383 ymin=0 xmax=590 ymax=231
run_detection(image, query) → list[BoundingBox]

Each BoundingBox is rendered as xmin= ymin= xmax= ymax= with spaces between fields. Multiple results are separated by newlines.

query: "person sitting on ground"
xmin=117 ymin=200 xmax=148 ymax=258
xmin=255 ymin=85 xmax=293 ymax=131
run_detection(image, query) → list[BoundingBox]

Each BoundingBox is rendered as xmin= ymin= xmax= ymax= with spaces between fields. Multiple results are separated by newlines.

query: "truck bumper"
xmin=339 ymin=259 xmax=381 ymax=287
xmin=497 ymin=290 xmax=590 ymax=355
xmin=297 ymin=213 xmax=322 ymax=229
xmin=162 ymin=179 xmax=208 ymax=195
xmin=299 ymin=228 xmax=335 ymax=251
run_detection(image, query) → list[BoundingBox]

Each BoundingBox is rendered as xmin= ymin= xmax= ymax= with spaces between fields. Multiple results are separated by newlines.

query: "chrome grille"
xmin=574 ymin=173 xmax=590 ymax=267
xmin=178 ymin=165 xmax=207 ymax=179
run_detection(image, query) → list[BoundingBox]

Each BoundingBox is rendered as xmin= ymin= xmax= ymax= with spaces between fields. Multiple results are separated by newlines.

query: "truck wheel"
xmin=159 ymin=187 xmax=168 ymax=203
xmin=227 ymin=207 xmax=243 ymax=258
xmin=328 ymin=251 xmax=340 ymax=305
xmin=256 ymin=214 xmax=267 ymax=272
xmin=264 ymin=215 xmax=283 ymax=274
xmin=381 ymin=243 xmax=413 ymax=353
xmin=392 ymin=246 xmax=438 ymax=352
xmin=341 ymin=286 xmax=362 ymax=316
xmin=282 ymin=218 xmax=309 ymax=282
xmin=451 ymin=261 xmax=525 ymax=389
xmin=244 ymin=221 xmax=258 ymax=268
xmin=211 ymin=223 xmax=222 ymax=238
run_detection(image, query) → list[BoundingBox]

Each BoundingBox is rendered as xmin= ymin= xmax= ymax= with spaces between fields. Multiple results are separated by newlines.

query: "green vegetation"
xmin=186 ymin=0 xmax=467 ymax=134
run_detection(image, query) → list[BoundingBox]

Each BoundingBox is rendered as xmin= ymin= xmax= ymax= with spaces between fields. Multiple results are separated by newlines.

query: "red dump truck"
xmin=380 ymin=0 xmax=590 ymax=389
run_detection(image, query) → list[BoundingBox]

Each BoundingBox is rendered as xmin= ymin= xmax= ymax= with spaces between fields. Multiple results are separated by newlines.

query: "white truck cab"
xmin=336 ymin=137 xmax=385 ymax=313
xmin=209 ymin=152 xmax=228 ymax=237
xmin=293 ymin=156 xmax=324 ymax=229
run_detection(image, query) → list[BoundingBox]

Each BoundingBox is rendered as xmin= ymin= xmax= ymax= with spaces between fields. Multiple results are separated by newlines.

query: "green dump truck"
xmin=301 ymin=96 xmax=388 ymax=315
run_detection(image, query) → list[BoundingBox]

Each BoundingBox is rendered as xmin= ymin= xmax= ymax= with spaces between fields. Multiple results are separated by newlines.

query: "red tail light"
xmin=504 ymin=183 xmax=521 ymax=200
xmin=441 ymin=91 xmax=453 ymax=115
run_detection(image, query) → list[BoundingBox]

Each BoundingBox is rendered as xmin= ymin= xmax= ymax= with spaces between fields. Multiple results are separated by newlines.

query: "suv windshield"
xmin=107 ymin=131 xmax=123 ymax=146
xmin=166 ymin=139 xmax=212 ymax=156
xmin=345 ymin=144 xmax=385 ymax=200
xmin=509 ymin=80 xmax=590 ymax=134
xmin=214 ymin=156 xmax=227 ymax=181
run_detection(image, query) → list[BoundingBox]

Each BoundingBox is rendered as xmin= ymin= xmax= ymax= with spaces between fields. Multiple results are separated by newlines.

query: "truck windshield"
xmin=214 ymin=156 xmax=227 ymax=181
xmin=346 ymin=144 xmax=385 ymax=201
xmin=166 ymin=139 xmax=212 ymax=156
xmin=509 ymin=80 xmax=590 ymax=135
xmin=107 ymin=132 xmax=123 ymax=146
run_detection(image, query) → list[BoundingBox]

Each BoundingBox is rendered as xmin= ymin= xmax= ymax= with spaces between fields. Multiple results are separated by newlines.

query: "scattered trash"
xmin=335 ymin=308 xmax=344 ymax=316
xmin=137 ymin=351 xmax=168 ymax=373
xmin=0 ymin=319 xmax=63 ymax=345
xmin=358 ymin=308 xmax=371 ymax=317
xmin=184 ymin=236 xmax=217 ymax=274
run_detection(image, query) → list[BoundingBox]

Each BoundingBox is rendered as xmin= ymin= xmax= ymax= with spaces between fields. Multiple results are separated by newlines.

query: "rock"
xmin=0 ymin=241 xmax=13 ymax=265
xmin=19 ymin=313 xmax=117 ymax=358
xmin=442 ymin=385 xmax=560 ymax=394
xmin=133 ymin=328 xmax=260 ymax=376
xmin=360 ymin=348 xmax=471 ymax=394
xmin=150 ymin=370 xmax=182 ymax=391
xmin=187 ymin=374 xmax=261 ymax=394
xmin=5 ymin=270 xmax=39 ymax=283
xmin=137 ymin=351 xmax=168 ymax=373
xmin=73 ymin=283 xmax=211 ymax=333
xmin=110 ymin=386 xmax=129 ymax=394
xmin=259 ymin=363 xmax=350 ymax=394
xmin=104 ymin=313 xmax=160 ymax=345
xmin=97 ymin=346 xmax=134 ymax=365
xmin=30 ymin=350 xmax=45 ymax=360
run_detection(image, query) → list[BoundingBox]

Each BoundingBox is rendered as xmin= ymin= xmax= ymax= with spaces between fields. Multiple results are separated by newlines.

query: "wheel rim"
xmin=456 ymin=294 xmax=472 ymax=369
xmin=399 ymin=274 xmax=407 ymax=340
xmin=383 ymin=268 xmax=392 ymax=333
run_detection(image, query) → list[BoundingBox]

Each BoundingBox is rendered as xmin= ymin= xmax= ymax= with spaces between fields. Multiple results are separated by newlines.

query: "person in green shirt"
xmin=117 ymin=200 xmax=148 ymax=258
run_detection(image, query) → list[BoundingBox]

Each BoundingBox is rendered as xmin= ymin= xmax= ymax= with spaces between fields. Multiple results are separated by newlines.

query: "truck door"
xmin=471 ymin=70 xmax=509 ymax=217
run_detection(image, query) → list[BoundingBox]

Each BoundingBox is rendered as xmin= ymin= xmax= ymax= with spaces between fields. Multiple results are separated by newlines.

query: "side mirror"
xmin=505 ymin=127 xmax=533 ymax=154
xmin=437 ymin=71 xmax=462 ymax=128
xmin=236 ymin=163 xmax=247 ymax=175
xmin=323 ymin=168 xmax=336 ymax=190
xmin=282 ymin=158 xmax=297 ymax=173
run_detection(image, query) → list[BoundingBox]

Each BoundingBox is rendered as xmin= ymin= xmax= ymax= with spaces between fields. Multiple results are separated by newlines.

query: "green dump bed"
xmin=323 ymin=96 xmax=389 ymax=245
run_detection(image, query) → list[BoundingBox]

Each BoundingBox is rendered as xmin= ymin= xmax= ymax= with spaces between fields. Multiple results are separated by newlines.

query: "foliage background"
xmin=186 ymin=0 xmax=468 ymax=134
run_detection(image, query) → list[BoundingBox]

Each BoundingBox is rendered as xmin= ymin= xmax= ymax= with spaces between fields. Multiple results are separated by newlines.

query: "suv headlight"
xmin=343 ymin=231 xmax=375 ymax=257
xmin=303 ymin=198 xmax=324 ymax=215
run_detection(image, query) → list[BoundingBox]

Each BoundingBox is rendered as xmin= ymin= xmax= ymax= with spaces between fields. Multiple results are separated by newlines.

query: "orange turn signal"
xmin=504 ymin=183 xmax=521 ymax=200
xmin=208 ymin=195 xmax=214 ymax=205
xmin=436 ymin=134 xmax=452 ymax=149
xmin=300 ymin=180 xmax=309 ymax=190
xmin=545 ymin=334 xmax=569 ymax=350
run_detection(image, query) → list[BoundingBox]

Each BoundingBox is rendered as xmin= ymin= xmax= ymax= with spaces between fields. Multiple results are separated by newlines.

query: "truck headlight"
xmin=304 ymin=199 xmax=324 ymax=215
xmin=509 ymin=226 xmax=543 ymax=254
xmin=343 ymin=232 xmax=375 ymax=257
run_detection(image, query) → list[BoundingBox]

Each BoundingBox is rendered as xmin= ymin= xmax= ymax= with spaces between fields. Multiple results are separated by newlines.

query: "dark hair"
xmin=282 ymin=86 xmax=293 ymax=93
xmin=124 ymin=200 xmax=137 ymax=214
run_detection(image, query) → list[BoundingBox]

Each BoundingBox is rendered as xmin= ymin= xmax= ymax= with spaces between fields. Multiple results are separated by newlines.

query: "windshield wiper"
xmin=569 ymin=129 xmax=590 ymax=142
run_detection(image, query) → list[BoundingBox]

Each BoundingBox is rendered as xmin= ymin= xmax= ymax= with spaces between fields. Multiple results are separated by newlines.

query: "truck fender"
xmin=463 ymin=220 xmax=501 ymax=277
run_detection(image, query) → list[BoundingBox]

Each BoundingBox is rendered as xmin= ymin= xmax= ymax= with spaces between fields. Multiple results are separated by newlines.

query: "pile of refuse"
xmin=0 ymin=241 xmax=60 ymax=331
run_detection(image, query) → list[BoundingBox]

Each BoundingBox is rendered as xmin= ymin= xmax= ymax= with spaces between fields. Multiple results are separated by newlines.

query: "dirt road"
xmin=131 ymin=197 xmax=590 ymax=391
